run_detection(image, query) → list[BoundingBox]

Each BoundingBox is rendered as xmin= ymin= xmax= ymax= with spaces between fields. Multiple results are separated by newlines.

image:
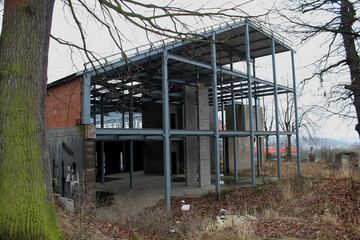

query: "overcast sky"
xmin=0 ymin=0 xmax=358 ymax=143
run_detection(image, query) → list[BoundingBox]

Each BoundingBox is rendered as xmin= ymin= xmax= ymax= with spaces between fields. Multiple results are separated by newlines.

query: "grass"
xmin=57 ymin=160 xmax=360 ymax=239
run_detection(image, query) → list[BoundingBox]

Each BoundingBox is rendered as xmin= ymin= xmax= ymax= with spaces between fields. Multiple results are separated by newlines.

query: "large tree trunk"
xmin=286 ymin=134 xmax=292 ymax=161
xmin=0 ymin=0 xmax=64 ymax=239
xmin=341 ymin=0 xmax=360 ymax=138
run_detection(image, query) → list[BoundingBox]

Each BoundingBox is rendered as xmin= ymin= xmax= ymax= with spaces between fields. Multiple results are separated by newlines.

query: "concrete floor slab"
xmin=95 ymin=171 xmax=275 ymax=210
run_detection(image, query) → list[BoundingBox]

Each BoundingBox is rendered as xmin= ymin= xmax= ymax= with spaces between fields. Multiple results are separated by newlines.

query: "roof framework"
xmin=87 ymin=20 xmax=293 ymax=115
xmin=78 ymin=19 xmax=301 ymax=211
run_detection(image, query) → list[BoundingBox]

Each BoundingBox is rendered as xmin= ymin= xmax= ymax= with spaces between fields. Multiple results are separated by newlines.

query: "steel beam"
xmin=211 ymin=32 xmax=221 ymax=197
xmin=100 ymin=141 xmax=105 ymax=184
xmin=129 ymin=90 xmax=134 ymax=189
xmin=255 ymin=98 xmax=261 ymax=176
xmin=272 ymin=38 xmax=282 ymax=180
xmin=245 ymin=23 xmax=256 ymax=187
xmin=82 ymin=73 xmax=91 ymax=124
xmin=220 ymin=77 xmax=226 ymax=175
xmin=100 ymin=94 xmax=104 ymax=128
xmin=230 ymin=55 xmax=238 ymax=182
xmin=162 ymin=49 xmax=171 ymax=211
xmin=291 ymin=51 xmax=301 ymax=176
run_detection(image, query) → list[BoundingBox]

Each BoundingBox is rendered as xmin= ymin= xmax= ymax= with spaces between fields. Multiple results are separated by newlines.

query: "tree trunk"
xmin=0 ymin=0 xmax=64 ymax=239
xmin=286 ymin=134 xmax=292 ymax=161
xmin=265 ymin=135 xmax=270 ymax=161
xmin=341 ymin=0 xmax=360 ymax=138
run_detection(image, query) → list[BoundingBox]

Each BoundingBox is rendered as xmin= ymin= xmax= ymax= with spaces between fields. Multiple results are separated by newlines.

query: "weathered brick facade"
xmin=47 ymin=76 xmax=82 ymax=129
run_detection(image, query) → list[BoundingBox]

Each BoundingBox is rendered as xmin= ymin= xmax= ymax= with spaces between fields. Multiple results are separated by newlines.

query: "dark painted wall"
xmin=48 ymin=126 xmax=85 ymax=199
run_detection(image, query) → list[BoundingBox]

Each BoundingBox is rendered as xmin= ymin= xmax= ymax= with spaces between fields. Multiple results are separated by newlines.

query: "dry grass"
xmin=257 ymin=160 xmax=330 ymax=178
xmin=57 ymin=161 xmax=360 ymax=239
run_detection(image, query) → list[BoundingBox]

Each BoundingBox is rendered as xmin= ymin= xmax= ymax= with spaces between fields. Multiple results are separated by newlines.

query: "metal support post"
xmin=253 ymin=58 xmax=261 ymax=175
xmin=211 ymin=32 xmax=221 ymax=197
xmin=82 ymin=73 xmax=91 ymax=124
xmin=245 ymin=23 xmax=256 ymax=187
xmin=255 ymin=98 xmax=261 ymax=176
xmin=100 ymin=94 xmax=104 ymax=128
xmin=230 ymin=54 xmax=238 ymax=182
xmin=129 ymin=90 xmax=134 ymax=189
xmin=162 ymin=49 xmax=171 ymax=211
xmin=272 ymin=38 xmax=281 ymax=180
xmin=231 ymin=82 xmax=238 ymax=181
xmin=129 ymin=141 xmax=134 ymax=189
xmin=93 ymin=89 xmax=97 ymax=126
xmin=100 ymin=141 xmax=105 ymax=184
xmin=220 ymin=77 xmax=226 ymax=174
xmin=291 ymin=51 xmax=301 ymax=176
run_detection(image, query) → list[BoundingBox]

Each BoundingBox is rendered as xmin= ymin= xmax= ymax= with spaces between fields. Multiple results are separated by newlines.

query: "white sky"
xmin=0 ymin=0 xmax=358 ymax=142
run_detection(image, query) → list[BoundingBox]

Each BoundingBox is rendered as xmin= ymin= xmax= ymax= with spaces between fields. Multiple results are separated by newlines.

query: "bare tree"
xmin=278 ymin=92 xmax=317 ymax=161
xmin=277 ymin=0 xmax=360 ymax=138
xmin=263 ymin=97 xmax=274 ymax=160
xmin=0 ymin=0 xmax=255 ymax=238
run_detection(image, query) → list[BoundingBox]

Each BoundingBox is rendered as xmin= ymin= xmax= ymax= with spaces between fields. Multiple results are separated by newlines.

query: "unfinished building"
xmin=47 ymin=19 xmax=300 ymax=210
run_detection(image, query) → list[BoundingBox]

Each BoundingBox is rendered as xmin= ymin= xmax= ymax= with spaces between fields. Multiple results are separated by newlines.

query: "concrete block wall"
xmin=225 ymin=104 xmax=264 ymax=172
xmin=198 ymin=85 xmax=211 ymax=187
xmin=184 ymin=85 xmax=199 ymax=186
xmin=184 ymin=85 xmax=211 ymax=187
xmin=47 ymin=77 xmax=82 ymax=129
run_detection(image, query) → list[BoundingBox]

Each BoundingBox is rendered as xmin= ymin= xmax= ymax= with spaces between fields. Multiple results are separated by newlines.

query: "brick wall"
xmin=47 ymin=77 xmax=82 ymax=129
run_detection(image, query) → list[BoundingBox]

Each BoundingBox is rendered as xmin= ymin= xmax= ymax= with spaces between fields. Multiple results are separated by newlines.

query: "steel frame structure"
xmin=80 ymin=19 xmax=301 ymax=211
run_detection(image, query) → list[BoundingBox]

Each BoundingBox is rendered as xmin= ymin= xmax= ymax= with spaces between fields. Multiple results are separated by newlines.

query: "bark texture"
xmin=0 ymin=0 xmax=64 ymax=239
xmin=341 ymin=0 xmax=360 ymax=137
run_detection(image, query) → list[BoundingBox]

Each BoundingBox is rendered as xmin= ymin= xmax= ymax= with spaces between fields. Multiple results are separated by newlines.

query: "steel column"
xmin=130 ymin=141 xmax=134 ymax=189
xmin=211 ymin=32 xmax=221 ymax=197
xmin=291 ymin=51 xmax=301 ymax=176
xmin=255 ymin=98 xmax=261 ymax=176
xmin=100 ymin=94 xmax=104 ymax=128
xmin=230 ymin=56 xmax=238 ymax=182
xmin=253 ymin=58 xmax=261 ymax=176
xmin=271 ymin=38 xmax=282 ymax=180
xmin=129 ymin=90 xmax=134 ymax=189
xmin=220 ymin=77 xmax=226 ymax=174
xmin=231 ymin=84 xmax=238 ymax=181
xmin=162 ymin=49 xmax=171 ymax=211
xmin=82 ymin=73 xmax=91 ymax=124
xmin=100 ymin=141 xmax=105 ymax=184
xmin=245 ymin=23 xmax=256 ymax=187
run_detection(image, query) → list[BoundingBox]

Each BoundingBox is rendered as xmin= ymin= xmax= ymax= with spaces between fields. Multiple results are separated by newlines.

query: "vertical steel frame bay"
xmin=211 ymin=32 xmax=221 ymax=197
xmin=291 ymin=51 xmax=301 ymax=176
xmin=272 ymin=38 xmax=282 ymax=180
xmin=82 ymin=72 xmax=91 ymax=124
xmin=162 ymin=49 xmax=171 ymax=211
xmin=245 ymin=23 xmax=256 ymax=187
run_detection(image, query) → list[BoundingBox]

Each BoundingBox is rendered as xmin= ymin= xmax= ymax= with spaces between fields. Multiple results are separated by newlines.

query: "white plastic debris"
xmin=181 ymin=204 xmax=190 ymax=211
xmin=180 ymin=200 xmax=190 ymax=211
xmin=220 ymin=208 xmax=228 ymax=214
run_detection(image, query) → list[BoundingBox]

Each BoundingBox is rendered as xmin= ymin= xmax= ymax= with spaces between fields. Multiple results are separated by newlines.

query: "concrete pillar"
xmin=335 ymin=153 xmax=342 ymax=169
xmin=349 ymin=152 xmax=359 ymax=169
xmin=184 ymin=85 xmax=199 ymax=186
xmin=209 ymin=106 xmax=215 ymax=171
xmin=198 ymin=84 xmax=211 ymax=187
xmin=84 ymin=139 xmax=96 ymax=202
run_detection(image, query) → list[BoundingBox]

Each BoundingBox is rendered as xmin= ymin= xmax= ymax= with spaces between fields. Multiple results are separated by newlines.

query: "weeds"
xmin=57 ymin=161 xmax=360 ymax=239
